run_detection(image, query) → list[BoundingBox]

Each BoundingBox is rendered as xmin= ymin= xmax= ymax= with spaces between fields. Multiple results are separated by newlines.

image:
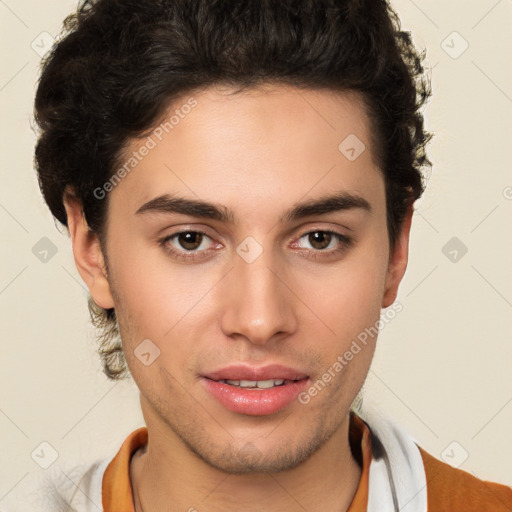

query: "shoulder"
xmin=355 ymin=402 xmax=512 ymax=512
xmin=28 ymin=457 xmax=110 ymax=511
xmin=418 ymin=445 xmax=512 ymax=512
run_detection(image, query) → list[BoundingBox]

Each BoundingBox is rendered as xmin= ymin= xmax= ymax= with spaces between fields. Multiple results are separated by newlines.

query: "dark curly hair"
xmin=34 ymin=0 xmax=432 ymax=380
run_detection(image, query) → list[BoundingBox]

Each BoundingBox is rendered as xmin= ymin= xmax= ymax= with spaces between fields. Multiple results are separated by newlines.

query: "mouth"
xmin=201 ymin=365 xmax=310 ymax=416
xmin=215 ymin=378 xmax=298 ymax=389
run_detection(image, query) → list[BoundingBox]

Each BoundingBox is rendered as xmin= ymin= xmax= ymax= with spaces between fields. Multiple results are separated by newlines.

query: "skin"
xmin=64 ymin=84 xmax=413 ymax=512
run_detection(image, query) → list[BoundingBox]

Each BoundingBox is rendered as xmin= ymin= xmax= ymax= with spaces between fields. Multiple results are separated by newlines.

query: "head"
xmin=34 ymin=0 xmax=431 ymax=473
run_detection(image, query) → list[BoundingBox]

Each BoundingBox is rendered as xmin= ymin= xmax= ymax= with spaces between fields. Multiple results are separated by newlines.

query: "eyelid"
xmin=291 ymin=224 xmax=352 ymax=243
xmin=158 ymin=224 xmax=217 ymax=240
xmin=161 ymin=227 xmax=218 ymax=245
xmin=161 ymin=225 xmax=350 ymax=245
xmin=159 ymin=228 xmax=221 ymax=262
xmin=292 ymin=230 xmax=352 ymax=248
xmin=159 ymin=225 xmax=353 ymax=262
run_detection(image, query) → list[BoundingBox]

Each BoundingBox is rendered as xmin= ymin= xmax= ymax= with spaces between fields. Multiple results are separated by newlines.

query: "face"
xmin=76 ymin=84 xmax=409 ymax=473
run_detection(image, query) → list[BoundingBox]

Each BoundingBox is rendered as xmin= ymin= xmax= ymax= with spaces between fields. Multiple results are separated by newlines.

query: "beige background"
xmin=1 ymin=0 xmax=511 ymax=507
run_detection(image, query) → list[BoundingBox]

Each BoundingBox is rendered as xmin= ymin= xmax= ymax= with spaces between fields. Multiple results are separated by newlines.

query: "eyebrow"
xmin=135 ymin=191 xmax=371 ymax=223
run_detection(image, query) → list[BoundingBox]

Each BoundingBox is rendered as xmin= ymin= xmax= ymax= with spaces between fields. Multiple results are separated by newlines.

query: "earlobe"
xmin=63 ymin=189 xmax=115 ymax=310
xmin=381 ymin=202 xmax=414 ymax=308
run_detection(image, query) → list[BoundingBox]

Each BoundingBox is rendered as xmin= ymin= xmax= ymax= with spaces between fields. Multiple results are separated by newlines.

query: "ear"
xmin=63 ymin=189 xmax=115 ymax=310
xmin=381 ymin=202 xmax=414 ymax=308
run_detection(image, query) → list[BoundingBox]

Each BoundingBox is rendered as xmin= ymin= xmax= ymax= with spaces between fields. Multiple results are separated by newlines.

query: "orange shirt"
xmin=102 ymin=427 xmax=147 ymax=512
xmin=102 ymin=414 xmax=512 ymax=511
xmin=418 ymin=446 xmax=512 ymax=511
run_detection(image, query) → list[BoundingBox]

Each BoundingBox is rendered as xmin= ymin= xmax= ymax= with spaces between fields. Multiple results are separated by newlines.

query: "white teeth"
xmin=256 ymin=379 xmax=275 ymax=389
xmin=221 ymin=379 xmax=286 ymax=388
xmin=240 ymin=380 xmax=257 ymax=387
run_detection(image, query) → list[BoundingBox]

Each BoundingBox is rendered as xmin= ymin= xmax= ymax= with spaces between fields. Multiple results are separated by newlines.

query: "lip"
xmin=203 ymin=364 xmax=309 ymax=382
xmin=201 ymin=364 xmax=309 ymax=416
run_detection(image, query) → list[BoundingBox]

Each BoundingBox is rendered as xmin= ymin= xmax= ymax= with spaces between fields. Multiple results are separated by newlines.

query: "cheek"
xmin=298 ymin=247 xmax=388 ymax=343
xmin=107 ymin=245 xmax=221 ymax=346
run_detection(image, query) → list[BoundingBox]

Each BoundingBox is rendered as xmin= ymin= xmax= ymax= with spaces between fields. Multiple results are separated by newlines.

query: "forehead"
xmin=110 ymin=84 xmax=384 ymax=219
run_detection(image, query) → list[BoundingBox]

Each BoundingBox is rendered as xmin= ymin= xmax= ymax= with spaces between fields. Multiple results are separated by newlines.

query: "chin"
xmin=182 ymin=427 xmax=331 ymax=475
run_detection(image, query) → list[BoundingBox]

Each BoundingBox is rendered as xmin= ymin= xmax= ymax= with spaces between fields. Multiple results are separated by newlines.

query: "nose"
xmin=219 ymin=246 xmax=298 ymax=346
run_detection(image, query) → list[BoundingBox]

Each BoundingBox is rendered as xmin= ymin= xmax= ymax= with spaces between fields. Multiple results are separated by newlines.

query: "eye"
xmin=159 ymin=228 xmax=352 ymax=262
xmin=170 ymin=231 xmax=212 ymax=251
xmin=160 ymin=230 xmax=220 ymax=261
xmin=297 ymin=231 xmax=338 ymax=250
xmin=293 ymin=230 xmax=352 ymax=257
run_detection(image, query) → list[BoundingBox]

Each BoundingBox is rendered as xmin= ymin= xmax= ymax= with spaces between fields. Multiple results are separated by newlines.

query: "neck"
xmin=130 ymin=412 xmax=362 ymax=512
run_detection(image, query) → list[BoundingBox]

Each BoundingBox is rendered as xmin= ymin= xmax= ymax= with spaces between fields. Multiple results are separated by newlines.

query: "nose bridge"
xmin=220 ymin=240 xmax=297 ymax=344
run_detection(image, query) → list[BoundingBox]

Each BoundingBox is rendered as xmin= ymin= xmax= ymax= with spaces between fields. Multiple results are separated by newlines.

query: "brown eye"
xmin=307 ymin=231 xmax=332 ymax=250
xmin=293 ymin=230 xmax=352 ymax=258
xmin=160 ymin=229 xmax=220 ymax=262
xmin=162 ymin=230 xmax=215 ymax=255
xmin=297 ymin=231 xmax=336 ymax=251
xmin=177 ymin=232 xmax=204 ymax=250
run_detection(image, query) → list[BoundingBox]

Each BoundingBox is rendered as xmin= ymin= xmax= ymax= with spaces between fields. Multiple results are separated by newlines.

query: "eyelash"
xmin=159 ymin=229 xmax=353 ymax=262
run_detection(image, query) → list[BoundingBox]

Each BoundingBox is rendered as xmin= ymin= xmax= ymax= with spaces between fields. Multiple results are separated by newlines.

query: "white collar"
xmin=357 ymin=403 xmax=428 ymax=512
